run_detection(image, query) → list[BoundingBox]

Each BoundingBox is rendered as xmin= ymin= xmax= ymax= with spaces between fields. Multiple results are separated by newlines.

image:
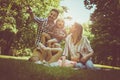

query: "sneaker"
xmin=35 ymin=61 xmax=43 ymax=64
xmin=50 ymin=62 xmax=59 ymax=67
xmin=42 ymin=60 xmax=47 ymax=64
xmin=42 ymin=60 xmax=50 ymax=66
xmin=43 ymin=63 xmax=50 ymax=66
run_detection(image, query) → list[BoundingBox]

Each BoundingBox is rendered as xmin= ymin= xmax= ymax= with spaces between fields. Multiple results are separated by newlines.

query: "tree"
xmin=84 ymin=0 xmax=120 ymax=66
xmin=0 ymin=0 xmax=61 ymax=55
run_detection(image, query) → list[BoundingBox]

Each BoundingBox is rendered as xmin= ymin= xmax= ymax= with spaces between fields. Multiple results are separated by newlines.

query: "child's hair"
xmin=56 ymin=18 xmax=65 ymax=28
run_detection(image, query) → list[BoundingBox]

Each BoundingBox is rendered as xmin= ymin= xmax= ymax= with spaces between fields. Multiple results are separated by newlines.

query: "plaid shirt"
xmin=34 ymin=17 xmax=55 ymax=46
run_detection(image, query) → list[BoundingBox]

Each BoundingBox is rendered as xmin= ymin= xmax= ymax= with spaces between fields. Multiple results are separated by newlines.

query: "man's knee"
xmin=28 ymin=56 xmax=39 ymax=62
xmin=33 ymin=48 xmax=42 ymax=56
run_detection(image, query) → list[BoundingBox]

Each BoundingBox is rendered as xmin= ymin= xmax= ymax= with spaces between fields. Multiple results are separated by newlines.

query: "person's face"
xmin=70 ymin=23 xmax=82 ymax=34
xmin=48 ymin=11 xmax=58 ymax=22
xmin=70 ymin=24 xmax=78 ymax=33
xmin=56 ymin=20 xmax=64 ymax=28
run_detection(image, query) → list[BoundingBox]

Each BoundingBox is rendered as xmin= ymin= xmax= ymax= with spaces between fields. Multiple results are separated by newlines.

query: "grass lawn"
xmin=0 ymin=55 xmax=120 ymax=80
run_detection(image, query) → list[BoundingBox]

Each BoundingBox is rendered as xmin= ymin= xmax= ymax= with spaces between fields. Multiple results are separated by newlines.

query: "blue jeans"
xmin=75 ymin=60 xmax=94 ymax=70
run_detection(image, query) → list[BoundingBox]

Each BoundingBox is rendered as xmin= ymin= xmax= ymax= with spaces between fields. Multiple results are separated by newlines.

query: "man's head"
xmin=48 ymin=9 xmax=59 ymax=22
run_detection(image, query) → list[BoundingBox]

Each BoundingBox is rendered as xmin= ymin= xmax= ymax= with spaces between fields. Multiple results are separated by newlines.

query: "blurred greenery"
xmin=0 ymin=0 xmax=63 ymax=56
xmin=84 ymin=0 xmax=120 ymax=66
xmin=0 ymin=0 xmax=120 ymax=67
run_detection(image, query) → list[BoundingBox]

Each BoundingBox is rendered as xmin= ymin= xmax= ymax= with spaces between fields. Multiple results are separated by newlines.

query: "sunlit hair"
xmin=74 ymin=22 xmax=83 ymax=36
xmin=50 ymin=9 xmax=59 ymax=16
xmin=56 ymin=18 xmax=65 ymax=28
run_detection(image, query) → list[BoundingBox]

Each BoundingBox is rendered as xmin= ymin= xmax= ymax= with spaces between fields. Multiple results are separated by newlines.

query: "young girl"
xmin=47 ymin=18 xmax=67 ymax=48
xmin=41 ymin=18 xmax=66 ymax=46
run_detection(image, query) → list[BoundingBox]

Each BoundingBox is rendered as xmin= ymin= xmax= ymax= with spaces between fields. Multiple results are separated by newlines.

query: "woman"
xmin=61 ymin=22 xmax=94 ymax=69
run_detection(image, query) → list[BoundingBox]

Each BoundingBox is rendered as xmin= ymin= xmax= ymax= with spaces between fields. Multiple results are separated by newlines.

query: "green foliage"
xmin=84 ymin=0 xmax=120 ymax=66
xmin=0 ymin=0 xmax=61 ymax=55
xmin=82 ymin=21 xmax=94 ymax=41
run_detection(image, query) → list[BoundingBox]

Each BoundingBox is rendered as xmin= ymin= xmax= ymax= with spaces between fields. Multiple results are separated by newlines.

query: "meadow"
xmin=0 ymin=55 xmax=120 ymax=80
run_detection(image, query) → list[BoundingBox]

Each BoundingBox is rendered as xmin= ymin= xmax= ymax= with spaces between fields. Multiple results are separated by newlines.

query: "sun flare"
xmin=60 ymin=0 xmax=95 ymax=27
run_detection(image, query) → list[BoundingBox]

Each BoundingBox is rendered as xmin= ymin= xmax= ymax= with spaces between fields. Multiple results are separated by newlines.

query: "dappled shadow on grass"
xmin=0 ymin=58 xmax=120 ymax=80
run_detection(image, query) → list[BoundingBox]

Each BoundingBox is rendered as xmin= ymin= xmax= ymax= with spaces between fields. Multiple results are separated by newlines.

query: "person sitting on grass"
xmin=27 ymin=6 xmax=62 ymax=64
xmin=34 ymin=18 xmax=66 ymax=64
xmin=29 ymin=41 xmax=62 ymax=65
xmin=60 ymin=22 xmax=94 ymax=69
xmin=40 ymin=18 xmax=67 ymax=63
xmin=32 ymin=18 xmax=66 ymax=63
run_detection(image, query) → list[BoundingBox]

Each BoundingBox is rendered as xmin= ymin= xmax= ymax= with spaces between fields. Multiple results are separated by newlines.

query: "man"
xmin=27 ymin=6 xmax=62 ymax=63
xmin=27 ymin=7 xmax=59 ymax=46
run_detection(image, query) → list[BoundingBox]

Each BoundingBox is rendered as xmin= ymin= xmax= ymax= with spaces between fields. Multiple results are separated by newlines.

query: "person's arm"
xmin=26 ymin=6 xmax=34 ymax=20
xmin=80 ymin=52 xmax=93 ymax=63
xmin=80 ymin=37 xmax=94 ymax=63
xmin=27 ymin=6 xmax=45 ymax=25
xmin=62 ymin=38 xmax=69 ymax=57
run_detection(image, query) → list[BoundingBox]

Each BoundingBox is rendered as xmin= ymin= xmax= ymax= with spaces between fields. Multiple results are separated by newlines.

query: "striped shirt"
xmin=63 ymin=34 xmax=94 ymax=59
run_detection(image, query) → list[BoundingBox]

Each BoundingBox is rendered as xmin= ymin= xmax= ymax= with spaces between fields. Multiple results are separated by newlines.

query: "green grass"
xmin=0 ymin=56 xmax=120 ymax=80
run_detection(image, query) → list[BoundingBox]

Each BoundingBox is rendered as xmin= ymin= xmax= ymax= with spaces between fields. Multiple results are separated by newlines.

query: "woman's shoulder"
xmin=81 ymin=36 xmax=89 ymax=41
xmin=65 ymin=34 xmax=72 ymax=40
xmin=82 ymin=36 xmax=87 ymax=39
xmin=82 ymin=36 xmax=90 ymax=43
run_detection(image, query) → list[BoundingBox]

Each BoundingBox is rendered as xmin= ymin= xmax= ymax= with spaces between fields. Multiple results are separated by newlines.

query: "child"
xmin=47 ymin=18 xmax=67 ymax=48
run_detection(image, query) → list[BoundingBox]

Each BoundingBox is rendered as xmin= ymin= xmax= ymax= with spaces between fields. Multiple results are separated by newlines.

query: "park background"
xmin=0 ymin=0 xmax=120 ymax=80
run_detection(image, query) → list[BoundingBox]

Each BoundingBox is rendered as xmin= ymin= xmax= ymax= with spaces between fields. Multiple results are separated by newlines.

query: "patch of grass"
xmin=0 ymin=57 xmax=120 ymax=80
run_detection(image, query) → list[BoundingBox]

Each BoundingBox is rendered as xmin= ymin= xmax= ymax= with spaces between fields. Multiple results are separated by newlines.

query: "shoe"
xmin=42 ymin=60 xmax=50 ymax=66
xmin=35 ymin=61 xmax=43 ymax=64
xmin=42 ymin=60 xmax=47 ymax=63
xmin=43 ymin=63 xmax=50 ymax=66
xmin=50 ymin=62 xmax=59 ymax=67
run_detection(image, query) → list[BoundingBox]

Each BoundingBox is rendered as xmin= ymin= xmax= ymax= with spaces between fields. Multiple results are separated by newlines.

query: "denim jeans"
xmin=75 ymin=60 xmax=94 ymax=70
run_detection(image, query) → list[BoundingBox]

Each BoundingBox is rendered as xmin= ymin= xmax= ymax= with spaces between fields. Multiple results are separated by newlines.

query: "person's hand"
xmin=71 ymin=57 xmax=79 ymax=62
xmin=80 ymin=57 xmax=87 ymax=64
xmin=48 ymin=32 xmax=54 ymax=35
xmin=60 ymin=56 xmax=66 ymax=61
xmin=26 ymin=6 xmax=32 ymax=13
xmin=60 ymin=56 xmax=66 ymax=67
